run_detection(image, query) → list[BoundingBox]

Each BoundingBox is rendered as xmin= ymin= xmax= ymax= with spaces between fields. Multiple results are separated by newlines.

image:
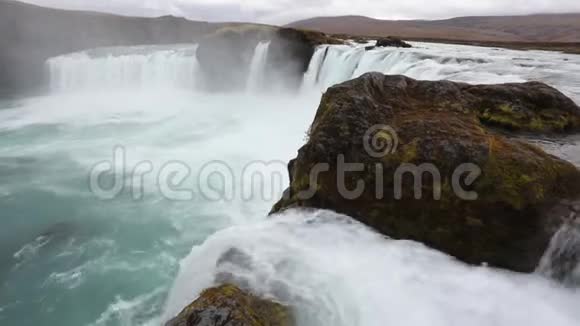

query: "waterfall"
xmin=47 ymin=45 xmax=201 ymax=92
xmin=317 ymin=46 xmax=366 ymax=89
xmin=302 ymin=45 xmax=329 ymax=89
xmin=45 ymin=41 xmax=580 ymax=100
xmin=246 ymin=41 xmax=271 ymax=91
xmin=302 ymin=45 xmax=461 ymax=91
xmin=537 ymin=218 xmax=580 ymax=286
xmin=302 ymin=45 xmax=425 ymax=90
xmin=44 ymin=41 xmax=580 ymax=101
xmin=301 ymin=42 xmax=546 ymax=91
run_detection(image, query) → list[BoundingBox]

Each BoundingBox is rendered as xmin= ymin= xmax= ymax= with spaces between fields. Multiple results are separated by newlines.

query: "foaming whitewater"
xmin=1 ymin=41 xmax=580 ymax=326
xmin=165 ymin=210 xmax=580 ymax=326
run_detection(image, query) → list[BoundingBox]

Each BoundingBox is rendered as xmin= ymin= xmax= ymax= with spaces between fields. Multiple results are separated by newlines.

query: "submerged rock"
xmin=166 ymin=284 xmax=294 ymax=326
xmin=272 ymin=73 xmax=580 ymax=272
xmin=376 ymin=37 xmax=412 ymax=48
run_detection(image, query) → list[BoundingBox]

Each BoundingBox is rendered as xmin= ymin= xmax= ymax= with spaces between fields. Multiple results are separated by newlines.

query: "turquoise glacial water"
xmin=0 ymin=90 xmax=317 ymax=325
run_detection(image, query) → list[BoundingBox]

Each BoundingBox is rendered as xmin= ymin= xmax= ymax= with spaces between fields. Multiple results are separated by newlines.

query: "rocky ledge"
xmin=166 ymin=284 xmax=294 ymax=326
xmin=365 ymin=37 xmax=413 ymax=50
xmin=272 ymin=73 xmax=580 ymax=273
xmin=376 ymin=37 xmax=413 ymax=48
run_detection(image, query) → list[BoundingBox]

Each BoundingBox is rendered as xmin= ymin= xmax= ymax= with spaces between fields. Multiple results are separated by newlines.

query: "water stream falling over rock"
xmin=537 ymin=215 xmax=580 ymax=286
xmin=47 ymin=45 xmax=201 ymax=92
xmin=246 ymin=41 xmax=271 ymax=92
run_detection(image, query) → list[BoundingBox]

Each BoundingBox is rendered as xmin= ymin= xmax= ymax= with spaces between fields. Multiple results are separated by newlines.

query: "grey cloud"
xmin=18 ymin=0 xmax=580 ymax=24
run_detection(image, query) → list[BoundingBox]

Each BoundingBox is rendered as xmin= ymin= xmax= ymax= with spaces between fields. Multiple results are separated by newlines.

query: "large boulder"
xmin=166 ymin=284 xmax=294 ymax=326
xmin=272 ymin=73 xmax=580 ymax=273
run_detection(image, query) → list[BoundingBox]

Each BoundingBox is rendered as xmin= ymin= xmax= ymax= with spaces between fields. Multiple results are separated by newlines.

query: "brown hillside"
xmin=288 ymin=14 xmax=580 ymax=43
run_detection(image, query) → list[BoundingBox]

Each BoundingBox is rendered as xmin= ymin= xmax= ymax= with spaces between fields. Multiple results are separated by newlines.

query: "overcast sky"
xmin=19 ymin=0 xmax=580 ymax=24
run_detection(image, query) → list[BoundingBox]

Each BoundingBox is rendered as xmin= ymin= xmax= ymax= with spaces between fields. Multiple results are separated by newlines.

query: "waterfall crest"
xmin=45 ymin=41 xmax=580 ymax=101
xmin=301 ymin=42 xmax=580 ymax=99
xmin=47 ymin=45 xmax=200 ymax=92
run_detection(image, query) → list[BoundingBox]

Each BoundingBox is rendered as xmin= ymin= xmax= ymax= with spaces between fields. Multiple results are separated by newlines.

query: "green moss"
xmin=497 ymin=103 xmax=514 ymax=113
xmin=529 ymin=118 xmax=545 ymax=131
xmin=474 ymin=136 xmax=575 ymax=209
xmin=169 ymin=284 xmax=294 ymax=326
xmin=399 ymin=139 xmax=419 ymax=163
xmin=479 ymin=106 xmax=525 ymax=131
xmin=478 ymin=104 xmax=579 ymax=133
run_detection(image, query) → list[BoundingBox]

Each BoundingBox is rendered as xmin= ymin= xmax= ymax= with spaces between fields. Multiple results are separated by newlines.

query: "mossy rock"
xmin=166 ymin=284 xmax=294 ymax=326
xmin=467 ymin=82 xmax=580 ymax=132
xmin=376 ymin=37 xmax=412 ymax=48
xmin=272 ymin=73 xmax=580 ymax=272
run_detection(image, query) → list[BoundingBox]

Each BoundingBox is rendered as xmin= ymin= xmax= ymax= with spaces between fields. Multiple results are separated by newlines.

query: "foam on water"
xmin=0 ymin=88 xmax=318 ymax=325
xmin=165 ymin=210 xmax=580 ymax=326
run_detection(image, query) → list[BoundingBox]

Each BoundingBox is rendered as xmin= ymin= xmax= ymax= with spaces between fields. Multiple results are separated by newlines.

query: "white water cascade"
xmin=47 ymin=45 xmax=201 ymax=92
xmin=45 ymin=41 xmax=580 ymax=101
xmin=164 ymin=210 xmax=580 ymax=326
xmin=246 ymin=41 xmax=271 ymax=91
xmin=537 ymin=218 xmax=580 ymax=286
xmin=302 ymin=42 xmax=580 ymax=101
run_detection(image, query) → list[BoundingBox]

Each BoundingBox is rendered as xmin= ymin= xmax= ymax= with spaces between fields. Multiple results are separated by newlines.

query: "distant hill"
xmin=288 ymin=14 xmax=580 ymax=43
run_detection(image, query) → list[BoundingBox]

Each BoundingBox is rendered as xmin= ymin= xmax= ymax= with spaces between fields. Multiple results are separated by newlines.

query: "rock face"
xmin=270 ymin=27 xmax=343 ymax=79
xmin=196 ymin=26 xmax=341 ymax=91
xmin=376 ymin=37 xmax=412 ymax=48
xmin=272 ymin=73 xmax=580 ymax=272
xmin=166 ymin=284 xmax=294 ymax=326
xmin=195 ymin=26 xmax=268 ymax=92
